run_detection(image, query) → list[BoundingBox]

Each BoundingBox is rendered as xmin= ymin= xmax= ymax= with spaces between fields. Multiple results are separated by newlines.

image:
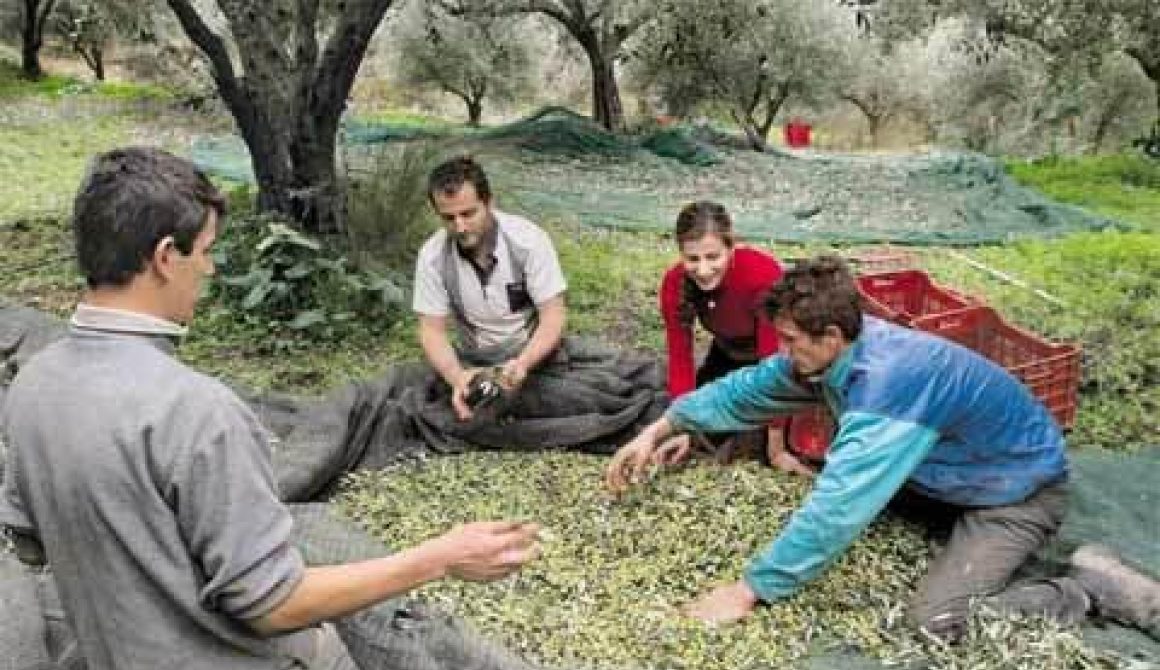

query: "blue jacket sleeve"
xmin=668 ymin=355 xmax=819 ymax=434
xmin=742 ymin=411 xmax=939 ymax=602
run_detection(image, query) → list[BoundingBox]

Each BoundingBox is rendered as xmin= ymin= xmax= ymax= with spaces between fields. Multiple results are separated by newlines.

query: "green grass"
xmin=0 ymin=115 xmax=134 ymax=224
xmin=0 ymin=58 xmax=173 ymax=101
xmin=1005 ymin=154 xmax=1160 ymax=231
xmin=552 ymin=224 xmax=671 ymax=351
xmin=356 ymin=109 xmax=458 ymax=130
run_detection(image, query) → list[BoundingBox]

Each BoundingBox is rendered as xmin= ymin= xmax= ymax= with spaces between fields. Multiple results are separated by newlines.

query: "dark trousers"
xmin=889 ymin=481 xmax=1091 ymax=639
xmin=694 ymin=340 xmax=749 ymax=387
xmin=691 ymin=343 xmax=768 ymax=460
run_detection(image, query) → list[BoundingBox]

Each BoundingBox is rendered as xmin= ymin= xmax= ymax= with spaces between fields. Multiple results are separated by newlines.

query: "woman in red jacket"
xmin=657 ymin=201 xmax=813 ymax=476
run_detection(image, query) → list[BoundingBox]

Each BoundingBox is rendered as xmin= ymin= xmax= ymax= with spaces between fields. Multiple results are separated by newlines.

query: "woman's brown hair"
xmin=674 ymin=201 xmax=735 ymax=328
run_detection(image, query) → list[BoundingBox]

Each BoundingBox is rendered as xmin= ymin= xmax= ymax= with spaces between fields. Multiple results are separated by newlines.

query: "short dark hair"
xmin=427 ymin=155 xmax=491 ymax=203
xmin=73 ymin=147 xmax=226 ymax=289
xmin=763 ymin=255 xmax=863 ymax=340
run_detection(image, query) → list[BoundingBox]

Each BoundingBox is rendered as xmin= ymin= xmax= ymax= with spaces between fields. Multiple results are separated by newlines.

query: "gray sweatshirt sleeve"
xmin=0 ymin=426 xmax=33 ymax=532
xmin=168 ymin=385 xmax=305 ymax=621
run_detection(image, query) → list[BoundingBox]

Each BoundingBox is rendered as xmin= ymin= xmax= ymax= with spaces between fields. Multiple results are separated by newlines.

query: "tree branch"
xmin=164 ymin=0 xmax=242 ymax=104
xmin=35 ymin=0 xmax=58 ymax=38
xmin=296 ymin=0 xmax=320 ymax=73
xmin=442 ymin=0 xmax=575 ymax=33
xmin=313 ymin=0 xmax=395 ymax=124
xmin=1124 ymin=46 xmax=1158 ymax=84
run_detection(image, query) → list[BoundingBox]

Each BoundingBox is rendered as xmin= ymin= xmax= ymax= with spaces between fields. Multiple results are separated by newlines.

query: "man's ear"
xmin=151 ymin=235 xmax=178 ymax=282
xmin=823 ymin=324 xmax=846 ymax=345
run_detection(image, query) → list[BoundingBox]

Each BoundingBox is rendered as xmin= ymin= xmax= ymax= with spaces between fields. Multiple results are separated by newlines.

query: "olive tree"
xmin=871 ymin=0 xmax=1158 ymax=126
xmin=633 ymin=0 xmax=846 ymax=151
xmin=440 ymin=0 xmax=652 ymax=131
xmin=50 ymin=0 xmax=150 ymax=81
xmin=395 ymin=2 xmax=532 ymax=127
xmin=14 ymin=0 xmax=59 ymax=79
xmin=163 ymin=0 xmax=396 ymax=233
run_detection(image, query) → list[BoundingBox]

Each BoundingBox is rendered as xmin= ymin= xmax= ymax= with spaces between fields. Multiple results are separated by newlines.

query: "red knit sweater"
xmin=660 ymin=246 xmax=783 ymax=399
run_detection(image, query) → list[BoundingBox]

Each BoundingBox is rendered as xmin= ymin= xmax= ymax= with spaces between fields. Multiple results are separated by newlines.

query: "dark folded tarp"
xmin=255 ymin=337 xmax=666 ymax=503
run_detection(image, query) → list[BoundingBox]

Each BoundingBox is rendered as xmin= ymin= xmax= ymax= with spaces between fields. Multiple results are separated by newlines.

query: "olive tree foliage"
xmin=631 ymin=0 xmax=847 ymax=152
xmin=394 ymin=1 xmax=532 ymax=127
xmin=870 ymin=0 xmax=1158 ymax=127
xmin=1080 ymin=53 xmax=1156 ymax=152
xmin=439 ymin=0 xmax=653 ymax=131
xmin=163 ymin=0 xmax=396 ymax=234
xmin=827 ymin=30 xmax=930 ymax=149
xmin=853 ymin=15 xmax=1152 ymax=155
xmin=49 ymin=0 xmax=150 ymax=81
xmin=926 ymin=24 xmax=1061 ymax=153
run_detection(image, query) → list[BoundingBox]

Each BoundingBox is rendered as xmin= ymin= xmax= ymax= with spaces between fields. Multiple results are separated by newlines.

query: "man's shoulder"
xmin=416 ymin=229 xmax=451 ymax=264
xmin=495 ymin=210 xmax=553 ymax=249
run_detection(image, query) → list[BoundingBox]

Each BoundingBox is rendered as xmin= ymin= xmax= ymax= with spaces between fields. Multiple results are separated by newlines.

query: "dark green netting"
xmin=189 ymin=108 xmax=1121 ymax=245
xmin=638 ymin=127 xmax=718 ymax=166
xmin=478 ymin=106 xmax=635 ymax=157
xmin=190 ymin=108 xmax=715 ymax=187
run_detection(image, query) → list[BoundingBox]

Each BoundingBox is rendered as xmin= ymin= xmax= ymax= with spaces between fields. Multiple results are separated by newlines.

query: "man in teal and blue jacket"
xmin=606 ymin=255 xmax=1160 ymax=641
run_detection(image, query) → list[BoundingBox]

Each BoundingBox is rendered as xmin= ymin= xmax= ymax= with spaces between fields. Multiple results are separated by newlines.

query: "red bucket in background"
xmin=783 ymin=120 xmax=812 ymax=149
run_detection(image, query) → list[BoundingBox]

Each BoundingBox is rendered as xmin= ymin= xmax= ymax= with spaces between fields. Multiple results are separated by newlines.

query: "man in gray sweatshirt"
xmin=0 ymin=147 xmax=540 ymax=669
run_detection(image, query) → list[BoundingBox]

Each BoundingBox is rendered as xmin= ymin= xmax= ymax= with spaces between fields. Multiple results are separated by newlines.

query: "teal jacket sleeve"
xmin=668 ymin=355 xmax=819 ymax=433
xmin=742 ymin=411 xmax=939 ymax=602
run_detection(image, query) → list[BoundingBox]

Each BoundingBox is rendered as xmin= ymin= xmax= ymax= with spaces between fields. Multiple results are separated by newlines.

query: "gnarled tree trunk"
xmin=166 ymin=0 xmax=394 ymax=234
xmin=576 ymin=30 xmax=624 ymax=132
xmin=20 ymin=0 xmax=57 ymax=80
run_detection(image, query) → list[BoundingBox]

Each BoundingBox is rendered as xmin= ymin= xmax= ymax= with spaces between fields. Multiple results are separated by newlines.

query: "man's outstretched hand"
xmin=682 ymin=580 xmax=759 ymax=624
xmin=605 ymin=432 xmax=660 ymax=494
xmin=429 ymin=521 xmax=542 ymax=582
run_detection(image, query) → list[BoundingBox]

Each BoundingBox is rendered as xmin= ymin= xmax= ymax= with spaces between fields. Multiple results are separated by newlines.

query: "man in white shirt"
xmin=413 ymin=156 xmax=567 ymax=421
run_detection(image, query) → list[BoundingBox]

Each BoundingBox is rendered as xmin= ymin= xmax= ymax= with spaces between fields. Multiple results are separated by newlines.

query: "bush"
xmin=344 ymin=141 xmax=444 ymax=273
xmin=210 ymin=214 xmax=405 ymax=349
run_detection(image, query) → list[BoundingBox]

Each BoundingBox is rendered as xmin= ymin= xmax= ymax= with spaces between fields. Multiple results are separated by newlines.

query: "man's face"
xmin=774 ymin=315 xmax=845 ymax=377
xmin=431 ymin=183 xmax=493 ymax=252
xmin=166 ymin=211 xmax=218 ymax=325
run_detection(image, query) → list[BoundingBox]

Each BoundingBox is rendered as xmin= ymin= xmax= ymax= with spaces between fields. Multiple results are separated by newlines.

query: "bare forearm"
xmin=251 ymin=541 xmax=448 ymax=635
xmin=419 ymin=318 xmax=466 ymax=386
xmin=518 ymin=296 xmax=565 ymax=369
xmin=644 ymin=415 xmax=677 ymax=447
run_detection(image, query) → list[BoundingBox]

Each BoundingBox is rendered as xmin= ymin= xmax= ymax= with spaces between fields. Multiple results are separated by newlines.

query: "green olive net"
xmin=337 ymin=451 xmax=938 ymax=669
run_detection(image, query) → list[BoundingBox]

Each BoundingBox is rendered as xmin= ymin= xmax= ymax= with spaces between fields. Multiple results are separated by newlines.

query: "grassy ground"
xmin=1 ymin=65 xmax=1156 ymax=448
xmin=1006 ymin=154 xmax=1160 ymax=232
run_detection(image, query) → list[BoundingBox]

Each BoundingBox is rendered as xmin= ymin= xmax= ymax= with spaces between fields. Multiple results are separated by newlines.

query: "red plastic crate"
xmin=911 ymin=306 xmax=1081 ymax=429
xmin=846 ymin=248 xmax=919 ymax=276
xmin=857 ymin=270 xmax=980 ymax=325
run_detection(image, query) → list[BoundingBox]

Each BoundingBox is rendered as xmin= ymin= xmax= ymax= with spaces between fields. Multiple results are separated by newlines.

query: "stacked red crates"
xmin=786 ymin=269 xmax=1081 ymax=463
xmin=856 ymin=270 xmax=979 ymax=325
xmin=910 ymin=307 xmax=1081 ymax=428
